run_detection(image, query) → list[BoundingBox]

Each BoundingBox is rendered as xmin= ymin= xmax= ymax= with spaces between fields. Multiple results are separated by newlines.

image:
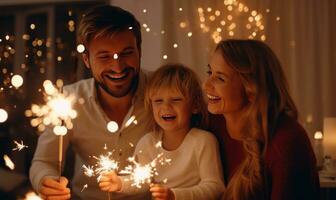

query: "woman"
xmin=204 ymin=39 xmax=319 ymax=200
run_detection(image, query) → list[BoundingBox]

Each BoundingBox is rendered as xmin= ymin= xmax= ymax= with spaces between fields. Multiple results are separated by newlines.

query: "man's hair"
xmin=78 ymin=5 xmax=141 ymax=51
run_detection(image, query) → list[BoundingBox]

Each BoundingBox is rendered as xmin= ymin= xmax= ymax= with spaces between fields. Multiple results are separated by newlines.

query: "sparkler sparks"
xmin=27 ymin=80 xmax=77 ymax=133
xmin=94 ymin=152 xmax=119 ymax=181
xmin=120 ymin=150 xmax=171 ymax=188
xmin=22 ymin=191 xmax=42 ymax=200
xmin=4 ymin=154 xmax=15 ymax=170
xmin=12 ymin=140 xmax=28 ymax=151
xmin=83 ymin=151 xmax=119 ymax=182
xmin=81 ymin=184 xmax=88 ymax=192
xmin=82 ymin=164 xmax=95 ymax=177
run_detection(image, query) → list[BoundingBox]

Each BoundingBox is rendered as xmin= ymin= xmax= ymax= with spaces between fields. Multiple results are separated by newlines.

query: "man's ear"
xmin=82 ymin=53 xmax=90 ymax=69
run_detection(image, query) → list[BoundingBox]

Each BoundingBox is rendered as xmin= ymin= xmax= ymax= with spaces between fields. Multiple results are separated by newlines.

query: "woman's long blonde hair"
xmin=217 ymin=40 xmax=298 ymax=200
xmin=144 ymin=64 xmax=208 ymax=133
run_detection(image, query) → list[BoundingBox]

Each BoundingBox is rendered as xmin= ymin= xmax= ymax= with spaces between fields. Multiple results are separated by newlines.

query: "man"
xmin=30 ymin=5 xmax=151 ymax=200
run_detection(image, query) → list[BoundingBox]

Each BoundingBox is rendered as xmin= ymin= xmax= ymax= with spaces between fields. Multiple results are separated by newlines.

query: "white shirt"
xmin=121 ymin=128 xmax=225 ymax=200
xmin=29 ymin=71 xmax=152 ymax=200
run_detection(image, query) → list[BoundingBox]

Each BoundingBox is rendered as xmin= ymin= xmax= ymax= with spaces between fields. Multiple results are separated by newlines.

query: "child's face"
xmin=151 ymin=86 xmax=192 ymax=135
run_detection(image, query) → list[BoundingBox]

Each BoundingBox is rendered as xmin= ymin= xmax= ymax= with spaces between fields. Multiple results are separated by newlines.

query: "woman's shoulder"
xmin=266 ymin=115 xmax=315 ymax=166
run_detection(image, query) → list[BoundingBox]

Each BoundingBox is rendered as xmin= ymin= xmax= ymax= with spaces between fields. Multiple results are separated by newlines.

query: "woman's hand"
xmin=98 ymin=171 xmax=122 ymax=192
xmin=150 ymin=184 xmax=175 ymax=200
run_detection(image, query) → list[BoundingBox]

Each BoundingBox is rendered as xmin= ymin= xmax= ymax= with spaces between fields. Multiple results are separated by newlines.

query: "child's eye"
xmin=153 ymin=99 xmax=162 ymax=103
xmin=206 ymin=70 xmax=212 ymax=75
xmin=172 ymin=98 xmax=182 ymax=102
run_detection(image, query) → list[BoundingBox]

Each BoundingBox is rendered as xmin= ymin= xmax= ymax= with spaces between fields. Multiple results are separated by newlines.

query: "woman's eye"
xmin=218 ymin=77 xmax=225 ymax=82
xmin=172 ymin=98 xmax=182 ymax=102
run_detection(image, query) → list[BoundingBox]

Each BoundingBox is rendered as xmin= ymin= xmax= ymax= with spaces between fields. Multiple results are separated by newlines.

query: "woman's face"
xmin=203 ymin=50 xmax=248 ymax=116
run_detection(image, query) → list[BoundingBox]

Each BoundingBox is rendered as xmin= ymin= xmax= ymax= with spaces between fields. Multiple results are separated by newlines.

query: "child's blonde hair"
xmin=144 ymin=64 xmax=208 ymax=133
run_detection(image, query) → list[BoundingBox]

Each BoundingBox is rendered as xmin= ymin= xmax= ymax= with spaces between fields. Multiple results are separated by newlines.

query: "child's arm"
xmin=171 ymin=133 xmax=225 ymax=200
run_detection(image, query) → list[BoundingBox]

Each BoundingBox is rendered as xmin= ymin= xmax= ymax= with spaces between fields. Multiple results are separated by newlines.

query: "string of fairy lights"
xmin=0 ymin=1 xmax=281 ymax=199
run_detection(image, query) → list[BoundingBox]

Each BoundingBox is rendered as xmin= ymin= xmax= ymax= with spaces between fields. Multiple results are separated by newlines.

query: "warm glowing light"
xmin=173 ymin=43 xmax=178 ymax=48
xmin=113 ymin=53 xmax=118 ymax=59
xmin=23 ymin=191 xmax=42 ymax=200
xmin=11 ymin=74 xmax=24 ymax=88
xmin=143 ymin=9 xmax=147 ymax=13
xmin=53 ymin=126 xmax=67 ymax=136
xmin=187 ymin=32 xmax=193 ymax=37
xmin=125 ymin=115 xmax=136 ymax=127
xmin=76 ymin=44 xmax=85 ymax=53
xmin=163 ymin=55 xmax=168 ymax=60
xmin=0 ymin=109 xmax=8 ymax=123
xmin=179 ymin=22 xmax=187 ymax=28
xmin=107 ymin=121 xmax=118 ymax=133
xmin=28 ymin=81 xmax=77 ymax=132
xmin=314 ymin=131 xmax=323 ymax=140
xmin=30 ymin=24 xmax=36 ymax=30
xmin=4 ymin=155 xmax=15 ymax=170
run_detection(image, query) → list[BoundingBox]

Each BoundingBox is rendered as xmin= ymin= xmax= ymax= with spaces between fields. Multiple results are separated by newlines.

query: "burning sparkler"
xmin=22 ymin=191 xmax=42 ymax=200
xmin=93 ymin=152 xmax=119 ymax=182
xmin=12 ymin=140 xmax=28 ymax=151
xmin=27 ymin=80 xmax=77 ymax=180
xmin=120 ymin=144 xmax=172 ymax=189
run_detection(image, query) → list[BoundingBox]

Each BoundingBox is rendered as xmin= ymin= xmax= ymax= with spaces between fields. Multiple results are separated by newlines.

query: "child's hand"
xmin=98 ymin=171 xmax=122 ymax=192
xmin=150 ymin=184 xmax=175 ymax=200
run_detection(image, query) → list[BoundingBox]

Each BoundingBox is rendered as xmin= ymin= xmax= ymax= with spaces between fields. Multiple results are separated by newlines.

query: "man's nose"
xmin=109 ymin=56 xmax=124 ymax=72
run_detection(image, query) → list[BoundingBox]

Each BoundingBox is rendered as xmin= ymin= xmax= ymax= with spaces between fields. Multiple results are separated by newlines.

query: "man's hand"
xmin=39 ymin=176 xmax=71 ymax=200
xmin=150 ymin=184 xmax=175 ymax=200
xmin=98 ymin=171 xmax=122 ymax=192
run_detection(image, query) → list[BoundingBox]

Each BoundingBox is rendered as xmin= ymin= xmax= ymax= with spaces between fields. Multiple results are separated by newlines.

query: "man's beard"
xmin=94 ymin=68 xmax=139 ymax=98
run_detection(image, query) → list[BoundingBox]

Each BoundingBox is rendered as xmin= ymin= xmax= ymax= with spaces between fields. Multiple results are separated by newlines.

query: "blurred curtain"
xmin=161 ymin=0 xmax=336 ymax=136
xmin=112 ymin=0 xmax=336 ymax=137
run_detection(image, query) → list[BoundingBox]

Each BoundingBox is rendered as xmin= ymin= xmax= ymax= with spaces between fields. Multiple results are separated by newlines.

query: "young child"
xmin=99 ymin=64 xmax=225 ymax=200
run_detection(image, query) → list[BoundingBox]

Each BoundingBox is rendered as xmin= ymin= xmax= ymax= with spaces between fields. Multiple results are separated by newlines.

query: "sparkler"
xmin=120 ymin=142 xmax=172 ymax=189
xmin=12 ymin=140 xmax=28 ymax=151
xmin=82 ymin=150 xmax=119 ymax=200
xmin=22 ymin=191 xmax=42 ymax=200
xmin=27 ymin=80 xmax=77 ymax=181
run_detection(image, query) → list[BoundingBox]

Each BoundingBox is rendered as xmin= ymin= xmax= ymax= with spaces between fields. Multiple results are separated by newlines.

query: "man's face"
xmin=83 ymin=30 xmax=140 ymax=97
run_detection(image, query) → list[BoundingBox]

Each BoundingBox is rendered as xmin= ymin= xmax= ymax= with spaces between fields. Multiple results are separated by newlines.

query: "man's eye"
xmin=98 ymin=55 xmax=109 ymax=59
xmin=120 ymin=51 xmax=134 ymax=57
